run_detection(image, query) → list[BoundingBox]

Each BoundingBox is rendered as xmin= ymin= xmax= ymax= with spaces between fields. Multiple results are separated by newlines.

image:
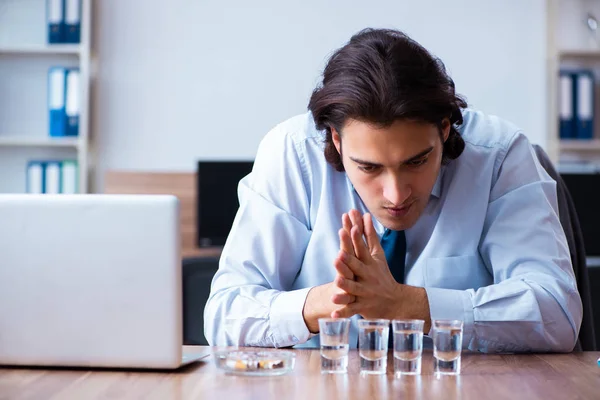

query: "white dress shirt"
xmin=204 ymin=109 xmax=583 ymax=353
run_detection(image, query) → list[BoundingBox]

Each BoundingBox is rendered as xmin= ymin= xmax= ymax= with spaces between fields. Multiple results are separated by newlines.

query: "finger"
xmin=340 ymin=213 xmax=355 ymax=254
xmin=331 ymin=304 xmax=359 ymax=319
xmin=335 ymin=275 xmax=363 ymax=296
xmin=347 ymin=211 xmax=362 ymax=258
xmin=364 ymin=213 xmax=385 ymax=256
xmin=333 ymin=253 xmax=354 ymax=279
xmin=349 ymin=209 xmax=364 ymax=235
xmin=342 ymin=213 xmax=352 ymax=234
xmin=351 ymin=225 xmax=370 ymax=262
xmin=335 ymin=252 xmax=364 ymax=279
xmin=331 ymin=292 xmax=356 ymax=305
xmin=339 ymin=228 xmax=354 ymax=261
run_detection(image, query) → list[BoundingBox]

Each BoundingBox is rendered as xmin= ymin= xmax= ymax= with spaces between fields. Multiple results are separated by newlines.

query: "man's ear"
xmin=441 ymin=119 xmax=451 ymax=142
xmin=332 ymin=127 xmax=342 ymax=155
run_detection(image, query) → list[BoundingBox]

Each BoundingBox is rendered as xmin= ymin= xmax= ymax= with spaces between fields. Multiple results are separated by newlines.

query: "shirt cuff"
xmin=270 ymin=287 xmax=313 ymax=347
xmin=425 ymin=287 xmax=474 ymax=348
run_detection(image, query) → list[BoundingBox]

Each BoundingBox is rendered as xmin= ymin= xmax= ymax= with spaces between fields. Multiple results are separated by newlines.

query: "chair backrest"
xmin=532 ymin=144 xmax=597 ymax=351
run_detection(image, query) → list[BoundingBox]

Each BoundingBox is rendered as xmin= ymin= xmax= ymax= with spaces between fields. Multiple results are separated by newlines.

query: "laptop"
xmin=0 ymin=194 xmax=210 ymax=369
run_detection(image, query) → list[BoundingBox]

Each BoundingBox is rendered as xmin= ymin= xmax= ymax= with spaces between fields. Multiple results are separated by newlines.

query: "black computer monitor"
xmin=560 ymin=171 xmax=600 ymax=256
xmin=196 ymin=160 xmax=254 ymax=247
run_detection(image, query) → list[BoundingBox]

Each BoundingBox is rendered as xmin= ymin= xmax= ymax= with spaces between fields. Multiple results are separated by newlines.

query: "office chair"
xmin=182 ymin=256 xmax=219 ymax=345
xmin=533 ymin=144 xmax=597 ymax=351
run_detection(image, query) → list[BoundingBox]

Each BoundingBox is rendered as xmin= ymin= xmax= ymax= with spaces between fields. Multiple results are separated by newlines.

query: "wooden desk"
xmin=1 ymin=347 xmax=598 ymax=399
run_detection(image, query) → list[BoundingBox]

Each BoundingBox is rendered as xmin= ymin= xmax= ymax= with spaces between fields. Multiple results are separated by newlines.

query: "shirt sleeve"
xmin=425 ymin=132 xmax=583 ymax=353
xmin=203 ymin=125 xmax=315 ymax=347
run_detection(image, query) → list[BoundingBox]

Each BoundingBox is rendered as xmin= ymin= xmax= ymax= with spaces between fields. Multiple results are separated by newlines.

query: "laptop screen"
xmin=196 ymin=160 xmax=254 ymax=247
xmin=560 ymin=171 xmax=600 ymax=257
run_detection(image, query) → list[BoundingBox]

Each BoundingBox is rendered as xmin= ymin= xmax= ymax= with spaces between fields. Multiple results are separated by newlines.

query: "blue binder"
xmin=48 ymin=67 xmax=67 ymax=137
xmin=65 ymin=68 xmax=80 ymax=137
xmin=47 ymin=0 xmax=65 ymax=44
xmin=64 ymin=0 xmax=81 ymax=44
xmin=574 ymin=70 xmax=595 ymax=140
xmin=26 ymin=161 xmax=45 ymax=194
xmin=559 ymin=70 xmax=576 ymax=139
xmin=60 ymin=160 xmax=78 ymax=194
xmin=44 ymin=161 xmax=62 ymax=194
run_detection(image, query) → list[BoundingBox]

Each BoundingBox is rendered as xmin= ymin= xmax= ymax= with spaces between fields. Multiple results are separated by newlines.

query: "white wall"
xmin=92 ymin=0 xmax=547 ymax=191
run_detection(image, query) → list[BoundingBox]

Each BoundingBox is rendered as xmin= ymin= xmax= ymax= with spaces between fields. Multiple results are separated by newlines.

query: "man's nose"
xmin=382 ymin=174 xmax=411 ymax=206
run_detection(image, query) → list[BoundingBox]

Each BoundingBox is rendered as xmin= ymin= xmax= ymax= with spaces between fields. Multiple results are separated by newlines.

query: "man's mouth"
xmin=384 ymin=201 xmax=414 ymax=218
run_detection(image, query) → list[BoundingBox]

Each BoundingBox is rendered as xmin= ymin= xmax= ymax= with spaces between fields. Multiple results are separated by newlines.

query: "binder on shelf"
xmin=48 ymin=67 xmax=67 ymax=137
xmin=45 ymin=161 xmax=61 ymax=194
xmin=47 ymin=0 xmax=65 ymax=44
xmin=60 ymin=160 xmax=78 ymax=194
xmin=65 ymin=68 xmax=80 ymax=137
xmin=574 ymin=70 xmax=595 ymax=140
xmin=26 ymin=161 xmax=45 ymax=194
xmin=64 ymin=0 xmax=81 ymax=44
xmin=559 ymin=70 xmax=576 ymax=139
xmin=26 ymin=160 xmax=79 ymax=194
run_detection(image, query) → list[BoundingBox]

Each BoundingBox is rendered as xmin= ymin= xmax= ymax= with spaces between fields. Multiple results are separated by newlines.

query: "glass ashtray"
xmin=213 ymin=350 xmax=296 ymax=376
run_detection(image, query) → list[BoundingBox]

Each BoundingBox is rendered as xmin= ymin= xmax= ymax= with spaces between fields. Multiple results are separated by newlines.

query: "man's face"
xmin=332 ymin=118 xmax=450 ymax=231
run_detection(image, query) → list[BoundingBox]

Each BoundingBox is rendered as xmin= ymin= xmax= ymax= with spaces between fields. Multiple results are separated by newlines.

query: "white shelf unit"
xmin=0 ymin=44 xmax=81 ymax=55
xmin=547 ymin=0 xmax=600 ymax=165
xmin=559 ymin=49 xmax=600 ymax=59
xmin=0 ymin=0 xmax=92 ymax=193
xmin=0 ymin=136 xmax=80 ymax=148
xmin=559 ymin=138 xmax=600 ymax=151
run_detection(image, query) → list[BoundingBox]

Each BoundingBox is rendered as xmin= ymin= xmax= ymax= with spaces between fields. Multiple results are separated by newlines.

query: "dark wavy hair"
xmin=308 ymin=28 xmax=468 ymax=171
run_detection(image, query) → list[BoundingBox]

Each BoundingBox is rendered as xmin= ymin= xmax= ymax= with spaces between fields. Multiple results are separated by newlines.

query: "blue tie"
xmin=381 ymin=229 xmax=406 ymax=284
xmin=382 ymin=229 xmax=406 ymax=349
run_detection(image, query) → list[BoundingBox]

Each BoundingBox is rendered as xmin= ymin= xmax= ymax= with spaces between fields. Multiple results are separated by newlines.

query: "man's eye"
xmin=358 ymin=165 xmax=378 ymax=173
xmin=407 ymin=157 xmax=428 ymax=167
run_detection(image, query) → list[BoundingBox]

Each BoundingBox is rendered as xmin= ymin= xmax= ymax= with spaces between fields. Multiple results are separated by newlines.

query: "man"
xmin=204 ymin=28 xmax=582 ymax=352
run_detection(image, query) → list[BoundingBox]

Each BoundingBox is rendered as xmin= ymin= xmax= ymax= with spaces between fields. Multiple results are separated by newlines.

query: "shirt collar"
xmin=430 ymin=165 xmax=446 ymax=199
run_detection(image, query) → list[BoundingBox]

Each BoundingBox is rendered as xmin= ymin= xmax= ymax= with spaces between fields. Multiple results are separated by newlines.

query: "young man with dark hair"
xmin=204 ymin=28 xmax=582 ymax=353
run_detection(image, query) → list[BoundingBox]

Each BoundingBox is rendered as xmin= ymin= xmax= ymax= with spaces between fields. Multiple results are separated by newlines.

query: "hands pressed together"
xmin=331 ymin=210 xmax=402 ymax=320
xmin=302 ymin=209 xmax=431 ymax=334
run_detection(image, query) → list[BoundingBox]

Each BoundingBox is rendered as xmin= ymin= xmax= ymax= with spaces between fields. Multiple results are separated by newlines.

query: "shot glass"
xmin=392 ymin=319 xmax=424 ymax=376
xmin=358 ymin=319 xmax=390 ymax=375
xmin=432 ymin=319 xmax=464 ymax=375
xmin=318 ymin=318 xmax=351 ymax=374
